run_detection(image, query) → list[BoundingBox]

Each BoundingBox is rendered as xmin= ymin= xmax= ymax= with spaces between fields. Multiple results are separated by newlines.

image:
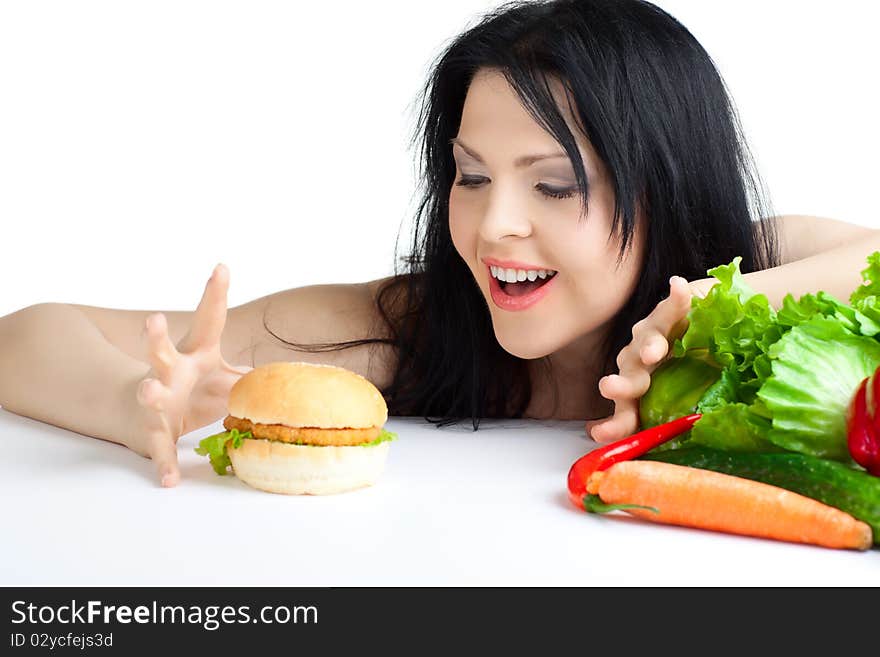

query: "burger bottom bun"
xmin=228 ymin=438 xmax=391 ymax=495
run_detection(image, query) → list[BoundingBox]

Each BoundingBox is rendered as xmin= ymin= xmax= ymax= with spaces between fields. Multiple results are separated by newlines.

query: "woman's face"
xmin=449 ymin=68 xmax=645 ymax=362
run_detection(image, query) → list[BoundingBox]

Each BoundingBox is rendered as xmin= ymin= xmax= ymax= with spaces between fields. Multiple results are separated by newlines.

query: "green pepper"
xmin=639 ymin=356 xmax=721 ymax=429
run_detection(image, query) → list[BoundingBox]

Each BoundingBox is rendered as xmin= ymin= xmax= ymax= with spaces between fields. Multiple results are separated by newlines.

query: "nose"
xmin=477 ymin=182 xmax=533 ymax=242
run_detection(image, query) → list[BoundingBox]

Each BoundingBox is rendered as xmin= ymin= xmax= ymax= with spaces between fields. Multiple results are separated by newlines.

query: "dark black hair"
xmin=263 ymin=0 xmax=779 ymax=429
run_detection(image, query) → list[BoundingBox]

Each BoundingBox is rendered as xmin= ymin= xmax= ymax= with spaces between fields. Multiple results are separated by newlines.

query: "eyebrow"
xmin=449 ymin=137 xmax=568 ymax=168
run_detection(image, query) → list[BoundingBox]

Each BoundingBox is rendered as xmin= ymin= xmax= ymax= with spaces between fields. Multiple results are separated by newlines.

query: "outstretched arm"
xmin=732 ymin=215 xmax=880 ymax=307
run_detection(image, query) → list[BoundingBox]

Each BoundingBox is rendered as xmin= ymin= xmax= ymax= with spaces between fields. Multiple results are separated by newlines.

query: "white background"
xmin=4 ymin=413 xmax=876 ymax=586
xmin=2 ymin=0 xmax=878 ymax=318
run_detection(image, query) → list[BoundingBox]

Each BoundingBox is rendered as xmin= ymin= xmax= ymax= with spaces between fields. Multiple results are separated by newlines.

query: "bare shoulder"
xmin=228 ymin=274 xmax=408 ymax=389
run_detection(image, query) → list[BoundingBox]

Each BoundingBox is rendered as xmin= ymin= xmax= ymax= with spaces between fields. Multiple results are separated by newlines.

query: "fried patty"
xmin=223 ymin=415 xmax=381 ymax=446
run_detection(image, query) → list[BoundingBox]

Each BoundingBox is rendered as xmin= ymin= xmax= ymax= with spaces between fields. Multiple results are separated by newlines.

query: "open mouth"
xmin=492 ymin=267 xmax=558 ymax=297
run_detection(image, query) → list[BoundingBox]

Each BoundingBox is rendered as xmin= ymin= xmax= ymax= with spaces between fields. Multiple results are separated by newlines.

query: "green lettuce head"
xmin=640 ymin=251 xmax=880 ymax=463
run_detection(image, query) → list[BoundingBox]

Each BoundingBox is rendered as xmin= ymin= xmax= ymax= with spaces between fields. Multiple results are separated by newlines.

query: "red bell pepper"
xmin=846 ymin=366 xmax=880 ymax=477
xmin=567 ymin=413 xmax=702 ymax=509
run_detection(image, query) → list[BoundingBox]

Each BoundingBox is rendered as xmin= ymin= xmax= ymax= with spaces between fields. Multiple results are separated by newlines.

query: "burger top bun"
xmin=226 ymin=361 xmax=388 ymax=429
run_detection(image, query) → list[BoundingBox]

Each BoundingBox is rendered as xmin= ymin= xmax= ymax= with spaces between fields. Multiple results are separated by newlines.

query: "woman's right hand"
xmin=129 ymin=263 xmax=252 ymax=487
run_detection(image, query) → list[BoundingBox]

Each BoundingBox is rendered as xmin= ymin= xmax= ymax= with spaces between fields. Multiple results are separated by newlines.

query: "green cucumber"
xmin=641 ymin=447 xmax=880 ymax=544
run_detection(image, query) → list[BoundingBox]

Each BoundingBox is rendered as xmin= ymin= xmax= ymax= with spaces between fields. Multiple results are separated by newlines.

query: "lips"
xmin=482 ymin=257 xmax=556 ymax=272
xmin=487 ymin=266 xmax=558 ymax=312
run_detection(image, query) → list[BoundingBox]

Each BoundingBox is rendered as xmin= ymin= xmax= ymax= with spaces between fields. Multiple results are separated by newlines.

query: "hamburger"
xmin=195 ymin=361 xmax=396 ymax=494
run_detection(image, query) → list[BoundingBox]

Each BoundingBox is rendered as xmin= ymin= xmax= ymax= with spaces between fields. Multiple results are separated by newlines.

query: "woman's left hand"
xmin=586 ymin=275 xmax=710 ymax=444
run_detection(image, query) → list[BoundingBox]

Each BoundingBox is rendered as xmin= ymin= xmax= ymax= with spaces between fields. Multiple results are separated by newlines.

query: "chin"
xmin=493 ymin=331 xmax=555 ymax=360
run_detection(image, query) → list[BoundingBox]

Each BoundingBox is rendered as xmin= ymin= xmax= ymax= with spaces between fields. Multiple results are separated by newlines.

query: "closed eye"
xmin=454 ymin=176 xmax=578 ymax=200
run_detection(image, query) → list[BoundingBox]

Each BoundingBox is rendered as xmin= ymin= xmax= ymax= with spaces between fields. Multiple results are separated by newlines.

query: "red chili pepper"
xmin=567 ymin=413 xmax=702 ymax=509
xmin=846 ymin=371 xmax=880 ymax=476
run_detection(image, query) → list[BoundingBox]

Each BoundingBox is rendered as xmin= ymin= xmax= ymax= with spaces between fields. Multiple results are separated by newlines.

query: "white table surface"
xmin=1 ymin=408 xmax=877 ymax=586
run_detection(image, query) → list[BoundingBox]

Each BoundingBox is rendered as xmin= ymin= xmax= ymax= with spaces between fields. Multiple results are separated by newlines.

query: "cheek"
xmin=553 ymin=209 xmax=645 ymax=313
xmin=546 ymin=209 xmax=612 ymax=274
xmin=448 ymin=191 xmax=475 ymax=260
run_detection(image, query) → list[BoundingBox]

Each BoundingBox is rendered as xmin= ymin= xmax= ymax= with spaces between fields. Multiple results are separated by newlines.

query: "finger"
xmin=144 ymin=313 xmax=177 ymax=383
xmin=584 ymin=416 xmax=608 ymax=438
xmin=149 ymin=432 xmax=180 ymax=488
xmin=220 ymin=360 xmax=253 ymax=377
xmin=186 ymin=263 xmax=230 ymax=350
xmin=615 ymin=343 xmax=638 ymax=373
xmin=598 ymin=372 xmax=651 ymax=400
xmin=136 ymin=377 xmax=171 ymax=412
xmin=638 ymin=332 xmax=670 ymax=366
xmin=648 ymin=276 xmax=694 ymax=334
xmin=588 ymin=403 xmax=640 ymax=444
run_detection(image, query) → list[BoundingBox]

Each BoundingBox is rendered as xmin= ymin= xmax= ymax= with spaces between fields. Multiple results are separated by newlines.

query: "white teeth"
xmin=490 ymin=265 xmax=557 ymax=283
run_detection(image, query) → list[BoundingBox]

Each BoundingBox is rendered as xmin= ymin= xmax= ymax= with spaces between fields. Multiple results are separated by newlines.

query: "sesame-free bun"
xmin=222 ymin=361 xmax=393 ymax=495
xmin=227 ymin=361 xmax=388 ymax=429
xmin=228 ymin=438 xmax=391 ymax=495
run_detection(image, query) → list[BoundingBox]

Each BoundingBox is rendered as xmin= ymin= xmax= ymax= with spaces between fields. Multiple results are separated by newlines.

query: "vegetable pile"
xmin=568 ymin=251 xmax=880 ymax=550
xmin=640 ymin=252 xmax=880 ymax=462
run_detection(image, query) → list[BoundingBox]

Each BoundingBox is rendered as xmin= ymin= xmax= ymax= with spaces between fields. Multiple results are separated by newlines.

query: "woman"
xmin=0 ymin=0 xmax=876 ymax=487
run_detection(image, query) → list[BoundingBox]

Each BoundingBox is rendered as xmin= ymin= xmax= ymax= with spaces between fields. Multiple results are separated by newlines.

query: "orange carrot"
xmin=586 ymin=460 xmax=873 ymax=551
